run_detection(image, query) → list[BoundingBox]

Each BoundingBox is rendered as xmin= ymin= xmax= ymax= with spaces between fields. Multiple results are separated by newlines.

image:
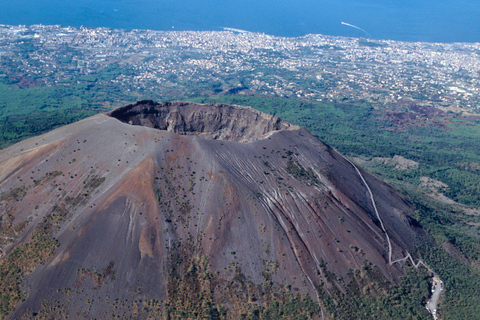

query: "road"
xmin=426 ymin=276 xmax=443 ymax=320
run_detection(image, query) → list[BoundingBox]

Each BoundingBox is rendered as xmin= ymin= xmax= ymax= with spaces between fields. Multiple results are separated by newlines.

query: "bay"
xmin=0 ymin=0 xmax=479 ymax=43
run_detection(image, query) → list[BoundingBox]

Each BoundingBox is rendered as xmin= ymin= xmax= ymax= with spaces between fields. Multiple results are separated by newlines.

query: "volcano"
xmin=0 ymin=101 xmax=426 ymax=319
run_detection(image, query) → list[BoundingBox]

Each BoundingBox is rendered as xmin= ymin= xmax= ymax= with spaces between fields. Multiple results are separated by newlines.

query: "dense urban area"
xmin=1 ymin=24 xmax=480 ymax=113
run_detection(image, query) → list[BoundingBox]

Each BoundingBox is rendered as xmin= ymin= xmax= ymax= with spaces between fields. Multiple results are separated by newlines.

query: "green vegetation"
xmin=191 ymin=94 xmax=480 ymax=319
xmin=286 ymin=160 xmax=321 ymax=187
xmin=191 ymin=95 xmax=480 ymax=206
xmin=1 ymin=82 xmax=479 ymax=319
xmin=0 ymin=78 xmax=132 ymax=149
xmin=165 ymin=239 xmax=321 ymax=320
xmin=319 ymin=264 xmax=432 ymax=320
xmin=0 ymin=186 xmax=27 ymax=202
xmin=158 ymin=237 xmax=433 ymax=320
xmin=0 ymin=225 xmax=58 ymax=319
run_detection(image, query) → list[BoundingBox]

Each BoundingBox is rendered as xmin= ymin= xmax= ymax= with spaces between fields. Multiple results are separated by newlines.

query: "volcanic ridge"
xmin=0 ymin=101 xmax=427 ymax=319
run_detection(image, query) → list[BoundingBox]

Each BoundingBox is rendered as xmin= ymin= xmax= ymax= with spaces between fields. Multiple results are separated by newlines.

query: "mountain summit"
xmin=0 ymin=101 xmax=426 ymax=319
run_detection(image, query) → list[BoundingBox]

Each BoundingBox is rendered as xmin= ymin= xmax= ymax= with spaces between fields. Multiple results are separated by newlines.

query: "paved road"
xmin=426 ymin=277 xmax=443 ymax=320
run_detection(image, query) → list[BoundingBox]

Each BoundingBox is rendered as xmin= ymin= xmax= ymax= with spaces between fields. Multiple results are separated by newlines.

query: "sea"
xmin=1 ymin=0 xmax=479 ymax=43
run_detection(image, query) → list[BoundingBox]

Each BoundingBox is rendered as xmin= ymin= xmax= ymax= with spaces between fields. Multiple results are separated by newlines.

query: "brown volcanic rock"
xmin=107 ymin=100 xmax=292 ymax=142
xmin=0 ymin=101 xmax=426 ymax=318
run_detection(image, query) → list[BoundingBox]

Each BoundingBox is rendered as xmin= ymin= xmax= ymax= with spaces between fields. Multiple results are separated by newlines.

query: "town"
xmin=1 ymin=23 xmax=479 ymax=113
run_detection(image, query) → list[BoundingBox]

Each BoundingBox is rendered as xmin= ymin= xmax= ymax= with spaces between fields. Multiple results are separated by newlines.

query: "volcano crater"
xmin=107 ymin=100 xmax=292 ymax=142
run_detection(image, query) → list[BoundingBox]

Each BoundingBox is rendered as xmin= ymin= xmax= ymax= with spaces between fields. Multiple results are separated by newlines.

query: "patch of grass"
xmin=286 ymin=160 xmax=321 ymax=187
xmin=83 ymin=175 xmax=105 ymax=190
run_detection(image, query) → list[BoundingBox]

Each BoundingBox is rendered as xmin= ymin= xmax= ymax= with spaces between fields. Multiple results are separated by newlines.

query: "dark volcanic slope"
xmin=0 ymin=101 xmax=426 ymax=319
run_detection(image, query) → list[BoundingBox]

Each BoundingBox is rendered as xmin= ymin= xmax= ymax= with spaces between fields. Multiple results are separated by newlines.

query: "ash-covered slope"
xmin=0 ymin=101 xmax=426 ymax=319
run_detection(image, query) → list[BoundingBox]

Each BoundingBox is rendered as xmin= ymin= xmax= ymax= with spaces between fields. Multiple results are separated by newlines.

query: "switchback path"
xmin=344 ymin=156 xmax=442 ymax=319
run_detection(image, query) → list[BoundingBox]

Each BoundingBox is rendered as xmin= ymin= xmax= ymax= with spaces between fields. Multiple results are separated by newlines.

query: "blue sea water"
xmin=1 ymin=0 xmax=479 ymax=43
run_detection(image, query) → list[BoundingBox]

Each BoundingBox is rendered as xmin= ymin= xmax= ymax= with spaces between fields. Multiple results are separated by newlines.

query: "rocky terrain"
xmin=0 ymin=101 xmax=427 ymax=319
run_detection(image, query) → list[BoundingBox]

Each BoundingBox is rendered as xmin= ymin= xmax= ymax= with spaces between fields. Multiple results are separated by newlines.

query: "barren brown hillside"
xmin=0 ymin=101 xmax=427 ymax=319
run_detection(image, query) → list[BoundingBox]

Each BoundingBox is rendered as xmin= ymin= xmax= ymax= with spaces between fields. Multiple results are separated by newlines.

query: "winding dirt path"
xmin=344 ymin=156 xmax=442 ymax=319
